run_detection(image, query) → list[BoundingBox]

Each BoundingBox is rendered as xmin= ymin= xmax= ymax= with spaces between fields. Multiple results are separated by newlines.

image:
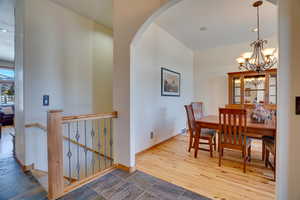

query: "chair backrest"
xmin=225 ymin=104 xmax=245 ymax=109
xmin=185 ymin=105 xmax=196 ymax=132
xmin=191 ymin=102 xmax=204 ymax=120
xmin=219 ymin=108 xmax=247 ymax=146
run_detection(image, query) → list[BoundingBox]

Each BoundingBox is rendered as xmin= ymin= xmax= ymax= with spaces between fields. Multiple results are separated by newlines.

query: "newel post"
xmin=47 ymin=110 xmax=64 ymax=200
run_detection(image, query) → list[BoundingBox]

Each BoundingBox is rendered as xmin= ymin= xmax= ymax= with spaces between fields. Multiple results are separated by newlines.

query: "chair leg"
xmin=213 ymin=136 xmax=217 ymax=151
xmin=248 ymin=145 xmax=251 ymax=162
xmin=243 ymin=147 xmax=246 ymax=173
xmin=194 ymin=131 xmax=200 ymax=158
xmin=188 ymin=131 xmax=193 ymax=152
xmin=242 ymin=148 xmax=244 ymax=158
xmin=265 ymin=149 xmax=269 ymax=168
xmin=219 ymin=147 xmax=222 ymax=167
xmin=274 ymin=153 xmax=276 ymax=181
xmin=262 ymin=141 xmax=266 ymax=161
xmin=209 ymin=139 xmax=213 ymax=158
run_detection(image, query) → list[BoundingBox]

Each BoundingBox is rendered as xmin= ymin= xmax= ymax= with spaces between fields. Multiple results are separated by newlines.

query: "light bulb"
xmin=242 ymin=52 xmax=253 ymax=59
xmin=263 ymin=48 xmax=276 ymax=56
xmin=236 ymin=57 xmax=245 ymax=64
xmin=249 ymin=58 xmax=256 ymax=64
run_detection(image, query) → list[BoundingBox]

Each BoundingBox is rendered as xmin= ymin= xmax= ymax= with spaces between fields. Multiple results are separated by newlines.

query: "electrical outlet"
xmin=150 ymin=131 xmax=154 ymax=139
xmin=180 ymin=128 xmax=187 ymax=134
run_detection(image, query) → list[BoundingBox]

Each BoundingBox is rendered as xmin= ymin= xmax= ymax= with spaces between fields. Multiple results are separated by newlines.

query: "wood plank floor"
xmin=136 ymin=134 xmax=276 ymax=200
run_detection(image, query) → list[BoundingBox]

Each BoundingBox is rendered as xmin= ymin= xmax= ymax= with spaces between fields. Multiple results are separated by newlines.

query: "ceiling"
xmin=155 ymin=0 xmax=277 ymax=51
xmin=0 ymin=0 xmax=112 ymax=62
xmin=50 ymin=0 xmax=112 ymax=28
xmin=0 ymin=0 xmax=15 ymax=62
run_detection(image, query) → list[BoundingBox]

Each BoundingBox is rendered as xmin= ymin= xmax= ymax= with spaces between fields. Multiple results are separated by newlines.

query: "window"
xmin=0 ymin=68 xmax=14 ymax=105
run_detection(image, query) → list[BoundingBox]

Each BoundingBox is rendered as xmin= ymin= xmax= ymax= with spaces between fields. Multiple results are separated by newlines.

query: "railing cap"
xmin=48 ymin=110 xmax=63 ymax=113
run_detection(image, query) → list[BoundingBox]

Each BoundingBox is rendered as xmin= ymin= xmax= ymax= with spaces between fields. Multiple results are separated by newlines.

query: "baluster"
xmin=91 ymin=120 xmax=96 ymax=174
xmin=75 ymin=121 xmax=80 ymax=180
xmin=84 ymin=120 xmax=88 ymax=177
xmin=98 ymin=119 xmax=101 ymax=171
xmin=104 ymin=119 xmax=107 ymax=168
xmin=67 ymin=123 xmax=72 ymax=185
xmin=109 ymin=118 xmax=113 ymax=166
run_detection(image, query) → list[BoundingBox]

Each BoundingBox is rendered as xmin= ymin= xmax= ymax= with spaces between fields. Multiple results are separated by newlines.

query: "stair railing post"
xmin=47 ymin=110 xmax=64 ymax=200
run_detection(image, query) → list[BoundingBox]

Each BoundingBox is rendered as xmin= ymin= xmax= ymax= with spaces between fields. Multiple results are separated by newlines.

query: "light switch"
xmin=43 ymin=95 xmax=49 ymax=106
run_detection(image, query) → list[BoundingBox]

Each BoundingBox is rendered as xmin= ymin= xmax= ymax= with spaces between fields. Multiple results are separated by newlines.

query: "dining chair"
xmin=226 ymin=104 xmax=272 ymax=161
xmin=191 ymin=102 xmax=204 ymax=120
xmin=263 ymin=136 xmax=276 ymax=180
xmin=185 ymin=104 xmax=216 ymax=157
xmin=191 ymin=102 xmax=217 ymax=152
xmin=218 ymin=108 xmax=252 ymax=173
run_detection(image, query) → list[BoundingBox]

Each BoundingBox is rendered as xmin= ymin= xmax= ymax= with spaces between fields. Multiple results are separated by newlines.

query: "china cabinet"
xmin=228 ymin=69 xmax=277 ymax=108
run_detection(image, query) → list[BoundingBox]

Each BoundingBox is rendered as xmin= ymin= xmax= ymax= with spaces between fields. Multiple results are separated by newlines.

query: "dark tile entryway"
xmin=60 ymin=169 xmax=210 ymax=200
xmin=0 ymin=156 xmax=210 ymax=200
xmin=0 ymin=156 xmax=47 ymax=200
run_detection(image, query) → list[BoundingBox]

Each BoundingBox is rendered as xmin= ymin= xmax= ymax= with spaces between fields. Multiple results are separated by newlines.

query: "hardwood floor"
xmin=136 ymin=134 xmax=275 ymax=200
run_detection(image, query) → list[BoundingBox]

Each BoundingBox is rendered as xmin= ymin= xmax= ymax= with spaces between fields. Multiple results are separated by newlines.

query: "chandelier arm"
xmin=259 ymin=42 xmax=266 ymax=64
xmin=252 ymin=43 xmax=259 ymax=66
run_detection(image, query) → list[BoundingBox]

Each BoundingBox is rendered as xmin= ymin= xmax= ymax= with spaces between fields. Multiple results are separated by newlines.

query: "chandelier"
xmin=236 ymin=1 xmax=277 ymax=73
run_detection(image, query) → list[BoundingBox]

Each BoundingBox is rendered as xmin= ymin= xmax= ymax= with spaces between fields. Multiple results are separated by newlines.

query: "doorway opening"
xmin=131 ymin=0 xmax=278 ymax=199
xmin=0 ymin=0 xmax=15 ymax=159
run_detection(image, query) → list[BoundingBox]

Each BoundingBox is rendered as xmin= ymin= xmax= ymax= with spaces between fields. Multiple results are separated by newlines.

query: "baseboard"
xmin=116 ymin=164 xmax=136 ymax=173
xmin=14 ymin=156 xmax=35 ymax=172
xmin=136 ymin=133 xmax=182 ymax=157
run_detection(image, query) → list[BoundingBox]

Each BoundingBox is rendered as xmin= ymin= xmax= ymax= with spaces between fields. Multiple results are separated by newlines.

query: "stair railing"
xmin=47 ymin=110 xmax=117 ymax=200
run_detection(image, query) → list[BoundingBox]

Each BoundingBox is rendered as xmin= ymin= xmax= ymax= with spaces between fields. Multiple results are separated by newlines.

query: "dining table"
xmin=194 ymin=115 xmax=277 ymax=158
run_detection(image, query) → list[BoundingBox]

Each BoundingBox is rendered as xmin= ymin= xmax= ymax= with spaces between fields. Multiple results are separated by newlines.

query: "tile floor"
xmin=60 ymin=169 xmax=210 ymax=200
xmin=0 ymin=128 xmax=210 ymax=200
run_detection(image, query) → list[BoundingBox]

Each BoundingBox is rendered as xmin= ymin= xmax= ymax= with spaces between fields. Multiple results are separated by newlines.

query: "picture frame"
xmin=161 ymin=67 xmax=181 ymax=97
xmin=296 ymin=96 xmax=300 ymax=115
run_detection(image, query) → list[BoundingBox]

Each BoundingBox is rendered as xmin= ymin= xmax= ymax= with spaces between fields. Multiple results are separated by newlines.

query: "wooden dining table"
xmin=194 ymin=115 xmax=277 ymax=158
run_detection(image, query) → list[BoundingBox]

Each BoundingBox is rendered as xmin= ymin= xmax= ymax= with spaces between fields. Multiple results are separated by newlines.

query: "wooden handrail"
xmin=25 ymin=123 xmax=47 ymax=132
xmin=62 ymin=111 xmax=118 ymax=123
xmin=25 ymin=112 xmax=118 ymax=130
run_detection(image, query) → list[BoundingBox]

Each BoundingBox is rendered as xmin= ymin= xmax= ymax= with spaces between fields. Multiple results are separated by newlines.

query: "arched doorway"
xmin=128 ymin=0 xmax=288 ymax=199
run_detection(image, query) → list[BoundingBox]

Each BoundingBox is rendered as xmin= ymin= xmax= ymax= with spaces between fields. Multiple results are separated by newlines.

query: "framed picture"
xmin=296 ymin=96 xmax=300 ymax=115
xmin=161 ymin=67 xmax=181 ymax=97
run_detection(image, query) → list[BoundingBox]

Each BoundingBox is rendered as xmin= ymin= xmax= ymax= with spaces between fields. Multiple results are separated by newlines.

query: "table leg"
xmin=194 ymin=129 xmax=200 ymax=158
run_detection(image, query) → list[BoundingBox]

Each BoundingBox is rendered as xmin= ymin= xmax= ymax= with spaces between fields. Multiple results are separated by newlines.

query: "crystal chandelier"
xmin=236 ymin=1 xmax=277 ymax=73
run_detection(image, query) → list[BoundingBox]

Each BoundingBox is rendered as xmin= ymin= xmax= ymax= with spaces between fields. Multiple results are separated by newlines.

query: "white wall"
xmin=277 ymin=0 xmax=300 ymax=199
xmin=15 ymin=0 xmax=113 ymax=170
xmin=194 ymin=35 xmax=278 ymax=115
xmin=132 ymin=23 xmax=193 ymax=153
xmin=92 ymin=24 xmax=113 ymax=113
xmin=15 ymin=0 xmax=26 ymax=164
xmin=113 ymin=0 xmax=168 ymax=168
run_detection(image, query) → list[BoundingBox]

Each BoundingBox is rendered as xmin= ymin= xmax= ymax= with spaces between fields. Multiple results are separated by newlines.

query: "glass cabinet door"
xmin=269 ymin=74 xmax=277 ymax=104
xmin=244 ymin=76 xmax=265 ymax=104
xmin=232 ymin=77 xmax=241 ymax=104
